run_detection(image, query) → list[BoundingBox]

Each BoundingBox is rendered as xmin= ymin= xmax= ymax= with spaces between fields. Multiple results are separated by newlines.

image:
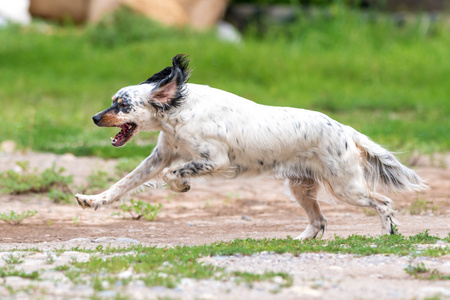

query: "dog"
xmin=75 ymin=54 xmax=427 ymax=239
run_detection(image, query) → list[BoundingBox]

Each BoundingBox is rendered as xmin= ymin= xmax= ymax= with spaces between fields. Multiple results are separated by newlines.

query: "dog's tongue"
xmin=111 ymin=124 xmax=129 ymax=147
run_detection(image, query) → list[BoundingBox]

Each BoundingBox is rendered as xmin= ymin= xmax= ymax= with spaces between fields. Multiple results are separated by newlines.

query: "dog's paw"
xmin=75 ymin=194 xmax=109 ymax=210
xmin=161 ymin=168 xmax=177 ymax=181
xmin=295 ymin=222 xmax=327 ymax=240
xmin=165 ymin=180 xmax=191 ymax=193
xmin=161 ymin=169 xmax=191 ymax=193
xmin=176 ymin=182 xmax=191 ymax=193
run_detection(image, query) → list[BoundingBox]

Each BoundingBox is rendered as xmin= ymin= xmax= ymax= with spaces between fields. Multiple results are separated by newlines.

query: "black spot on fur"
xmin=228 ymin=149 xmax=236 ymax=162
xmin=321 ymin=115 xmax=332 ymax=126
xmin=177 ymin=161 xmax=213 ymax=178
xmin=179 ymin=169 xmax=189 ymax=177
xmin=272 ymin=160 xmax=279 ymax=168
xmin=234 ymin=164 xmax=249 ymax=176
xmin=345 ymin=142 xmax=348 ymax=150
xmin=200 ymin=150 xmax=210 ymax=160
xmin=152 ymin=149 xmax=162 ymax=165
xmin=326 ymin=146 xmax=332 ymax=155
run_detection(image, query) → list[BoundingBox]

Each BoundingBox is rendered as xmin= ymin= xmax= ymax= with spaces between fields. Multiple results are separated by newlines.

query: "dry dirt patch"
xmin=0 ymin=151 xmax=449 ymax=245
xmin=0 ymin=152 xmax=449 ymax=299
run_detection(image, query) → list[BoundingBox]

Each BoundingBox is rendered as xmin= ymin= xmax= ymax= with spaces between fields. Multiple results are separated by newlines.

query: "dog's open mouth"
xmin=111 ymin=123 xmax=137 ymax=147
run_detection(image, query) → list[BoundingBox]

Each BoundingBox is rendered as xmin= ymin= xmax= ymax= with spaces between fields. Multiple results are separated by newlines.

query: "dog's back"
xmin=178 ymin=84 xmax=369 ymax=181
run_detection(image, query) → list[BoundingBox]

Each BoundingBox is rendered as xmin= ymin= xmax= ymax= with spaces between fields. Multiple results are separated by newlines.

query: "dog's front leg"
xmin=75 ymin=147 xmax=171 ymax=210
xmin=161 ymin=160 xmax=217 ymax=193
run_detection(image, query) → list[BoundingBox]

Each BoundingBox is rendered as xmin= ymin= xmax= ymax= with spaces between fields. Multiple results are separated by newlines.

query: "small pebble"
xmin=97 ymin=290 xmax=116 ymax=298
xmin=118 ymin=270 xmax=133 ymax=279
xmin=92 ymin=237 xmax=116 ymax=243
xmin=116 ymin=237 xmax=140 ymax=243
xmin=242 ymin=215 xmax=252 ymax=221
xmin=68 ymin=238 xmax=90 ymax=243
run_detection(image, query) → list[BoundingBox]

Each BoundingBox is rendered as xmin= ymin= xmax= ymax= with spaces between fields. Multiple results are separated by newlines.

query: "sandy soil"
xmin=0 ymin=151 xmax=449 ymax=246
xmin=0 ymin=151 xmax=449 ymax=299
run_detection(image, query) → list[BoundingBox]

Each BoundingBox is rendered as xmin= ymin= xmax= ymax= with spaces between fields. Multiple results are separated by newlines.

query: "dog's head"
xmin=93 ymin=54 xmax=190 ymax=147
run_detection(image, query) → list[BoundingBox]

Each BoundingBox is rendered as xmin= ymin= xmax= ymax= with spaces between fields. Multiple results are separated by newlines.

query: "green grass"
xmin=0 ymin=232 xmax=448 ymax=298
xmin=56 ymin=231 xmax=449 ymax=257
xmin=0 ymin=7 xmax=449 ymax=158
xmin=2 ymin=253 xmax=25 ymax=264
xmin=119 ymin=199 xmax=162 ymax=221
xmin=82 ymin=170 xmax=117 ymax=194
xmin=0 ymin=161 xmax=73 ymax=195
xmin=0 ymin=210 xmax=38 ymax=225
xmin=63 ymin=245 xmax=293 ymax=290
xmin=410 ymin=197 xmax=430 ymax=215
xmin=0 ymin=268 xmax=40 ymax=280
xmin=48 ymin=232 xmax=449 ymax=290
xmin=405 ymin=262 xmax=450 ymax=280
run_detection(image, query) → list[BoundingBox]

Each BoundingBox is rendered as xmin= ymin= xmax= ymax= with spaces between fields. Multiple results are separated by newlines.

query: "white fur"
xmin=76 ymin=66 xmax=427 ymax=239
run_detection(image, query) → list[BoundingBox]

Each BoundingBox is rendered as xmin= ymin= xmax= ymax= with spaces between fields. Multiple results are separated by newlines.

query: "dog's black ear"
xmin=146 ymin=54 xmax=190 ymax=110
xmin=140 ymin=67 xmax=173 ymax=85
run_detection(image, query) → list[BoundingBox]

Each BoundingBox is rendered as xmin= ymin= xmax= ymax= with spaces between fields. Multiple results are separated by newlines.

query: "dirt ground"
xmin=0 ymin=151 xmax=449 ymax=299
xmin=0 ymin=151 xmax=449 ymax=246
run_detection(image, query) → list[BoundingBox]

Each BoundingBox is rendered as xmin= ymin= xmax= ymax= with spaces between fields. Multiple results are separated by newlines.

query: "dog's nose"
xmin=92 ymin=114 xmax=101 ymax=125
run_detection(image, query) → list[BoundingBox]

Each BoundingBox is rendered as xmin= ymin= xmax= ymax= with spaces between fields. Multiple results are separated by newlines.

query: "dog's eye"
xmin=118 ymin=103 xmax=128 ymax=108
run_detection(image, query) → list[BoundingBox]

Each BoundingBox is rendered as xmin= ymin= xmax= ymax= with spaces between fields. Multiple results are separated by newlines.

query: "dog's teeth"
xmin=110 ymin=137 xmax=114 ymax=141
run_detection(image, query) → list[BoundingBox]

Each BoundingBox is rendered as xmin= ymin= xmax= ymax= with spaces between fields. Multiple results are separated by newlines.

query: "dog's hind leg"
xmin=367 ymin=192 xmax=398 ymax=235
xmin=329 ymin=178 xmax=398 ymax=235
xmin=288 ymin=179 xmax=327 ymax=240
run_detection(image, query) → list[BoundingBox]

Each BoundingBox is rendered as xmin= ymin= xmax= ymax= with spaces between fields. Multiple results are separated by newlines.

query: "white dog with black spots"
xmin=76 ymin=55 xmax=426 ymax=239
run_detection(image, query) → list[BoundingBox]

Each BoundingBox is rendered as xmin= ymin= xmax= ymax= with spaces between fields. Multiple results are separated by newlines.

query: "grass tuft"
xmin=0 ymin=210 xmax=38 ymax=225
xmin=0 ymin=267 xmax=39 ymax=280
xmin=0 ymin=162 xmax=73 ymax=195
xmin=119 ymin=199 xmax=162 ymax=221
xmin=405 ymin=262 xmax=450 ymax=280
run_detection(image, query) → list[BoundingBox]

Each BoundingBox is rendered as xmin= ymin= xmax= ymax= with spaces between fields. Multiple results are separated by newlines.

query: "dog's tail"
xmin=352 ymin=131 xmax=427 ymax=193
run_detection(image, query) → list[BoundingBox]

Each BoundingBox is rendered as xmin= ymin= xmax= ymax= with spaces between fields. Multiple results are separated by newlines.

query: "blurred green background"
xmin=1 ymin=4 xmax=449 ymax=159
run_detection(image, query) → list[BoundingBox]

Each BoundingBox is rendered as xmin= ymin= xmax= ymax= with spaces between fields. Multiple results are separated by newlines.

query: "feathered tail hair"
xmin=353 ymin=132 xmax=428 ymax=193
